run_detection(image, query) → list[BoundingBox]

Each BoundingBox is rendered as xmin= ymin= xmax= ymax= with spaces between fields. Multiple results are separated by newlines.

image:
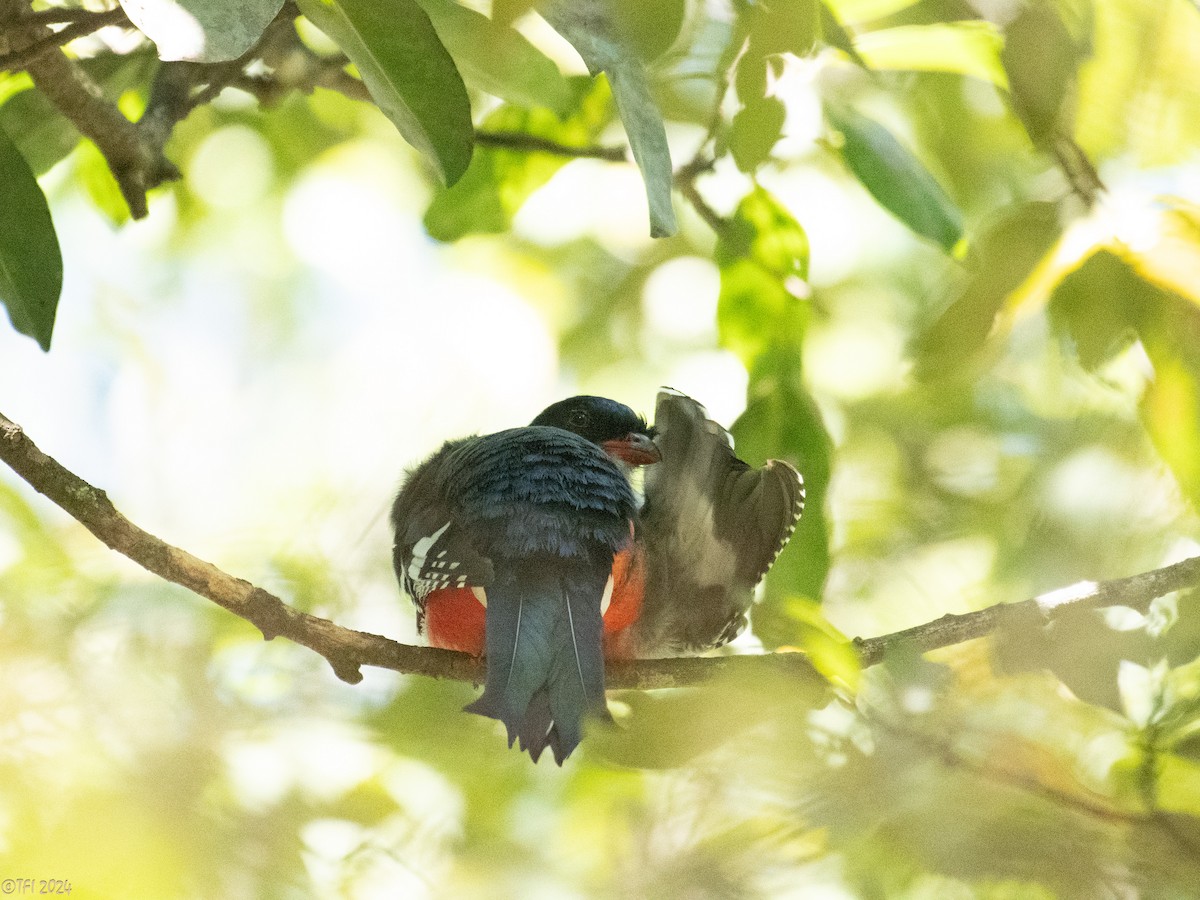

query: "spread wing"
xmin=635 ymin=389 xmax=804 ymax=654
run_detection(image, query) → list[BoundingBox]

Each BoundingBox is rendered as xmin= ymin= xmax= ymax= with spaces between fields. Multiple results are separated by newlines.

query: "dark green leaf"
xmin=827 ymin=103 xmax=963 ymax=250
xmin=917 ymin=201 xmax=1062 ymax=376
xmin=424 ymin=77 xmax=613 ymax=241
xmin=0 ymin=125 xmax=62 ymax=351
xmin=298 ymin=0 xmax=473 ymax=184
xmin=118 ymin=0 xmax=285 ymax=63
xmin=541 ymin=0 xmax=677 ymax=237
xmin=416 ymin=0 xmax=573 ymax=116
xmin=730 ymin=95 xmax=786 ymax=173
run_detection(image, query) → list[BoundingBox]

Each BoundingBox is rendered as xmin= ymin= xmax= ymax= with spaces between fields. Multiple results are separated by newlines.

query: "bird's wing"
xmin=635 ymin=388 xmax=804 ymax=654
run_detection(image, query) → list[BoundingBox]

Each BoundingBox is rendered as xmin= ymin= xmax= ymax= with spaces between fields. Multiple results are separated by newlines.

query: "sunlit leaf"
xmin=715 ymin=186 xmax=808 ymax=365
xmin=782 ymin=596 xmax=860 ymax=689
xmin=827 ymin=0 xmax=919 ymax=24
xmin=0 ymin=124 xmax=62 ymax=351
xmin=854 ymin=22 xmax=1007 ymax=88
xmin=297 ymin=0 xmax=473 ymax=184
xmin=77 ymin=141 xmax=131 ymax=227
xmin=119 ymin=0 xmax=285 ymax=62
xmin=1155 ymin=752 xmax=1200 ymax=815
xmin=424 ymin=77 xmax=612 ymax=240
xmin=918 ymin=201 xmax=1062 ymax=376
xmin=542 ymin=0 xmax=677 ymax=237
xmin=416 ymin=0 xmax=573 ymax=116
xmin=826 ymin=104 xmax=963 ymax=251
xmin=1128 ymin=199 xmax=1200 ymax=305
xmin=1141 ymin=331 xmax=1200 ymax=510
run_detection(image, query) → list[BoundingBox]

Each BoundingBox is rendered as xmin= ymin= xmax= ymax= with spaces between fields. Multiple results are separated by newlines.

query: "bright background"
xmin=4 ymin=0 xmax=1200 ymax=896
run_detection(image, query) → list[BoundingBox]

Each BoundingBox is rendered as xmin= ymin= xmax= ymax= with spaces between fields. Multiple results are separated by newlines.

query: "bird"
xmin=390 ymin=396 xmax=659 ymax=763
xmin=620 ymin=388 xmax=805 ymax=657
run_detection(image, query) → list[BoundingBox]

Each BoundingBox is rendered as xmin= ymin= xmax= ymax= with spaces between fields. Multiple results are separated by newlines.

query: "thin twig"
xmin=2 ymin=408 xmax=1199 ymax=691
xmin=0 ymin=6 xmax=128 ymax=72
xmin=475 ymin=129 xmax=627 ymax=161
xmin=674 ymin=153 xmax=726 ymax=233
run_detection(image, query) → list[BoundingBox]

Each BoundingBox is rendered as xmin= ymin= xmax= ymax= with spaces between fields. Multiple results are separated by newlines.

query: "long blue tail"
xmin=464 ymin=564 xmax=610 ymax=763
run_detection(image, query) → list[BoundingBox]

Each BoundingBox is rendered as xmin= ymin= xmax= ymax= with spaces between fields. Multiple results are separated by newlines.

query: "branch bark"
xmin=2 ymin=407 xmax=1198 ymax=691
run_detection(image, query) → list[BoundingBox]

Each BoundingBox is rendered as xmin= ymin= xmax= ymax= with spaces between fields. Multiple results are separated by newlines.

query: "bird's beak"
xmin=602 ymin=433 xmax=662 ymax=466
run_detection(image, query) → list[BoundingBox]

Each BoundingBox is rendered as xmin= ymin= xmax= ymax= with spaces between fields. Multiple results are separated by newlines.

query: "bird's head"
xmin=530 ymin=396 xmax=661 ymax=466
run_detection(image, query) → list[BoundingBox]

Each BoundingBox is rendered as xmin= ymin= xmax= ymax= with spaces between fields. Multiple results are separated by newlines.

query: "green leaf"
xmin=713 ymin=187 xmax=829 ymax=646
xmin=1048 ymin=248 xmax=1143 ymax=371
xmin=541 ymin=0 xmax=677 ymax=237
xmin=715 ymin=186 xmax=808 ymax=365
xmin=77 ymin=141 xmax=131 ymax=228
xmin=853 ymin=22 xmax=1007 ymax=88
xmin=729 ymin=95 xmax=786 ymax=173
xmin=118 ymin=0 xmax=285 ymax=63
xmin=424 ymin=77 xmax=613 ymax=241
xmin=732 ymin=347 xmax=833 ymax=648
xmin=0 ymin=125 xmax=63 ymax=351
xmin=1047 ymin=246 xmax=1200 ymax=511
xmin=610 ymin=0 xmax=686 ymax=61
xmin=826 ymin=104 xmax=963 ymax=251
xmin=1000 ymin=2 xmax=1080 ymax=145
xmin=782 ymin=596 xmax=860 ymax=688
xmin=298 ymin=0 xmax=473 ymax=184
xmin=917 ymin=201 xmax=1062 ymax=376
xmin=416 ymin=0 xmax=573 ymax=116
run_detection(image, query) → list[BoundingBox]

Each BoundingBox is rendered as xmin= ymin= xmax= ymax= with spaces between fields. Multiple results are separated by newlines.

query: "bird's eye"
xmin=569 ymin=409 xmax=589 ymax=428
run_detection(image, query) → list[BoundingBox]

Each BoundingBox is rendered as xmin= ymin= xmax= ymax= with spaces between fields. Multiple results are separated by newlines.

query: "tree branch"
xmin=0 ymin=6 xmax=129 ymax=72
xmin=1 ymin=407 xmax=1198 ymax=691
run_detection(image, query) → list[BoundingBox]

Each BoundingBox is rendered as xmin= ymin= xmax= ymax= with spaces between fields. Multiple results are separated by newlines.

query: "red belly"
xmin=423 ymin=543 xmax=646 ymax=659
xmin=425 ymin=587 xmax=487 ymax=656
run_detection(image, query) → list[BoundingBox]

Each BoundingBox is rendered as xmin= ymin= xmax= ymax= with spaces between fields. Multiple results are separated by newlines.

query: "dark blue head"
xmin=530 ymin=396 xmax=660 ymax=466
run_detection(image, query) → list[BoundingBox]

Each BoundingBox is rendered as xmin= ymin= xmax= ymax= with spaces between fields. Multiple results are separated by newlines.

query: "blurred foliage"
xmin=4 ymin=0 xmax=1200 ymax=896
